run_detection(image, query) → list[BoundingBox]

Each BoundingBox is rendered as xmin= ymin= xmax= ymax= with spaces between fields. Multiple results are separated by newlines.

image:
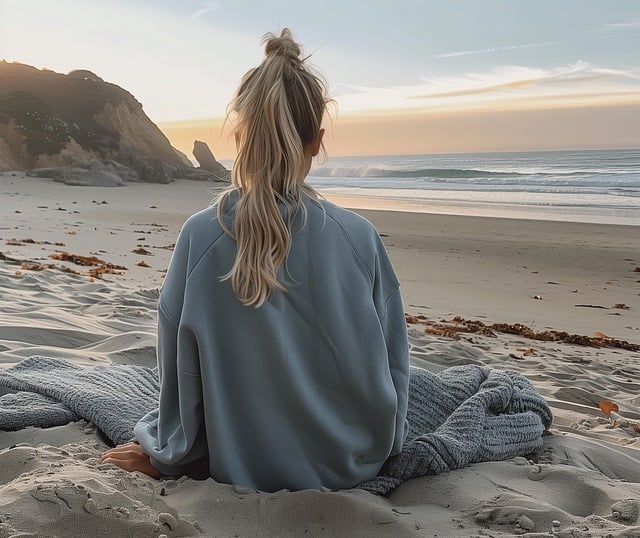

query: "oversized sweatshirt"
xmin=134 ymin=192 xmax=410 ymax=492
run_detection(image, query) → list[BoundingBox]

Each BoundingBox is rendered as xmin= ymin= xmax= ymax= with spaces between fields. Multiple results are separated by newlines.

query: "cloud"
xmin=604 ymin=20 xmax=640 ymax=30
xmin=192 ymin=2 xmax=220 ymax=19
xmin=334 ymin=62 xmax=640 ymax=115
xmin=435 ymin=40 xmax=565 ymax=59
xmin=435 ymin=24 xmax=637 ymax=59
xmin=413 ymin=78 xmax=539 ymax=99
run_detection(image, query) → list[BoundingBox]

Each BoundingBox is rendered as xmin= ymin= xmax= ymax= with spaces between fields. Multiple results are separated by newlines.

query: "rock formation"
xmin=26 ymin=160 xmax=135 ymax=186
xmin=193 ymin=140 xmax=229 ymax=180
xmin=0 ymin=61 xmax=230 ymax=184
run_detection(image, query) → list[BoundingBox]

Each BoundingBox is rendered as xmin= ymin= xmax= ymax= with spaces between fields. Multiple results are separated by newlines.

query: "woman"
xmin=100 ymin=28 xmax=409 ymax=492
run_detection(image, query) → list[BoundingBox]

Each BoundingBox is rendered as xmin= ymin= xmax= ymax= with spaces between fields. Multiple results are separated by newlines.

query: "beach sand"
xmin=1 ymin=171 xmax=639 ymax=537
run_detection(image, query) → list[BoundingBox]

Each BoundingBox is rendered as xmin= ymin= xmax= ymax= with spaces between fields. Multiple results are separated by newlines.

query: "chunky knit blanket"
xmin=0 ymin=356 xmax=551 ymax=495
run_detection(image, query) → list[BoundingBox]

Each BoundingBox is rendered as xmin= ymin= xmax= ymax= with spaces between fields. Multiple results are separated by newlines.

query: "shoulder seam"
xmin=186 ymin=227 xmax=227 ymax=280
xmin=323 ymin=212 xmax=374 ymax=284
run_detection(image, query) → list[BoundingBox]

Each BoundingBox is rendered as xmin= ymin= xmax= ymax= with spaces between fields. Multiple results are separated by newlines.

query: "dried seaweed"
xmin=405 ymin=314 xmax=428 ymax=324
xmin=50 ymin=251 xmax=127 ymax=279
xmin=450 ymin=316 xmax=497 ymax=337
xmin=1 ymin=250 xmax=117 ymax=279
xmin=405 ymin=313 xmax=639 ymax=352
xmin=88 ymin=266 xmax=125 ymax=278
xmin=50 ymin=252 xmax=126 ymax=270
xmin=7 ymin=237 xmax=48 ymax=246
xmin=21 ymin=262 xmax=56 ymax=271
xmin=132 ymin=247 xmax=152 ymax=255
xmin=424 ymin=326 xmax=462 ymax=338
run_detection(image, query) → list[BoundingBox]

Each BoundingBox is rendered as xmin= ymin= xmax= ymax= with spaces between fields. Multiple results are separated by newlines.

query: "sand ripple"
xmin=0 ymin=266 xmax=157 ymax=365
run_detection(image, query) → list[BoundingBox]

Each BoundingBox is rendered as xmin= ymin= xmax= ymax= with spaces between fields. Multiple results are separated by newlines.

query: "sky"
xmin=1 ymin=0 xmax=639 ymax=158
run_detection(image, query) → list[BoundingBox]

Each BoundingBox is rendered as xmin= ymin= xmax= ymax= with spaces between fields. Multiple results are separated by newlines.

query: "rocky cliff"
xmin=0 ymin=61 xmax=228 ymax=183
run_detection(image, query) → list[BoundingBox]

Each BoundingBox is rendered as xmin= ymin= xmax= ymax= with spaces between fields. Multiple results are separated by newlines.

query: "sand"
xmin=1 ymin=171 xmax=639 ymax=537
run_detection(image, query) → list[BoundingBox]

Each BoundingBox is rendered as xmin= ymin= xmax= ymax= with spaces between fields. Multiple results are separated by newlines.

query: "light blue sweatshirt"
xmin=134 ymin=192 xmax=410 ymax=492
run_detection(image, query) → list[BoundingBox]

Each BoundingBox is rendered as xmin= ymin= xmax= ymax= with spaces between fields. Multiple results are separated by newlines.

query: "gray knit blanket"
xmin=0 ymin=356 xmax=551 ymax=495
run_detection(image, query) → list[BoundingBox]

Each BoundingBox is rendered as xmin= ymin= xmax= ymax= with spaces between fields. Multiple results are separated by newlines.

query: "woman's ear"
xmin=312 ymin=128 xmax=325 ymax=157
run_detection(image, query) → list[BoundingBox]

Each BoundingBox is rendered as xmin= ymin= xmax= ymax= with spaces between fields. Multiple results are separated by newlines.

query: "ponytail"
xmin=216 ymin=28 xmax=329 ymax=307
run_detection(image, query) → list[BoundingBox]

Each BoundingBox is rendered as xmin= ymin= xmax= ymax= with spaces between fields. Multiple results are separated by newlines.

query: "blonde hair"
xmin=216 ymin=28 xmax=330 ymax=307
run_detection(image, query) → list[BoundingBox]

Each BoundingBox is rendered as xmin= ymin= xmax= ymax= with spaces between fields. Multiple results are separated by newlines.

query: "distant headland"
xmin=0 ymin=61 xmax=229 ymax=185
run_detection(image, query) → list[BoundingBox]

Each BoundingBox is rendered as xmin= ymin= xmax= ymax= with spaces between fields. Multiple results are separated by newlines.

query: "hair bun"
xmin=263 ymin=28 xmax=302 ymax=64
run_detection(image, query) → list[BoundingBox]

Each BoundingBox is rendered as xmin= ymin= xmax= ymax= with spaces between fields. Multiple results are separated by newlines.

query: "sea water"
xmin=306 ymin=148 xmax=640 ymax=225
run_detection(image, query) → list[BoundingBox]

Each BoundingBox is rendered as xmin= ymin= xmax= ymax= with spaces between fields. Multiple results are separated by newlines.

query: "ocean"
xmin=305 ymin=148 xmax=640 ymax=226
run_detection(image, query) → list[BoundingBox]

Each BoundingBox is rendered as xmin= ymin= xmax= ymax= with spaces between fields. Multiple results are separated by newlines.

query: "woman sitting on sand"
xmin=100 ymin=28 xmax=410 ymax=491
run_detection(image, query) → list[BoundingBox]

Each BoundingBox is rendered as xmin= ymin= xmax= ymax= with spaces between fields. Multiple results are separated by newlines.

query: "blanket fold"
xmin=0 ymin=356 xmax=551 ymax=495
xmin=358 ymin=366 xmax=552 ymax=494
xmin=0 ymin=356 xmax=158 ymax=445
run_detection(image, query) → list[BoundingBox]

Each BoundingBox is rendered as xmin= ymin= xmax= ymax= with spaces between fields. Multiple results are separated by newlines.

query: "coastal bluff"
xmin=0 ymin=61 xmax=229 ymax=184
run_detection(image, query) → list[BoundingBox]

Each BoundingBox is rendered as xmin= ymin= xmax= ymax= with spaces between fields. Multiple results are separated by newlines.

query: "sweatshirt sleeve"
xmin=372 ymin=235 xmax=410 ymax=455
xmin=380 ymin=288 xmax=410 ymax=455
xmin=134 ymin=224 xmax=209 ymax=476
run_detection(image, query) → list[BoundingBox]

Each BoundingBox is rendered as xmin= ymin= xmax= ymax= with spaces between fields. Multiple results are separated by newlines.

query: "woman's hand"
xmin=99 ymin=442 xmax=161 ymax=479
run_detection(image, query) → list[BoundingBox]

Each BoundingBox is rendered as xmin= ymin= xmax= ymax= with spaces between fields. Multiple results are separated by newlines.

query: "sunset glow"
xmin=1 ymin=0 xmax=638 ymax=158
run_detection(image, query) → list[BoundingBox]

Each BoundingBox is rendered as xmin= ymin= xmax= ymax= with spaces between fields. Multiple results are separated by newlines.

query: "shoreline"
xmin=321 ymin=191 xmax=640 ymax=227
xmin=3 ymin=169 xmax=639 ymax=226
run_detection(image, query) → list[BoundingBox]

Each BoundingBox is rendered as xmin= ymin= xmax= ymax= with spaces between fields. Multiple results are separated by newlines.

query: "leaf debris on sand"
xmin=49 ymin=252 xmax=127 ymax=278
xmin=405 ymin=314 xmax=639 ymax=352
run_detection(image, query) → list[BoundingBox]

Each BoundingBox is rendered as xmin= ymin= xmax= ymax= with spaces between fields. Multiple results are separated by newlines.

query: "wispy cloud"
xmin=334 ymin=62 xmax=640 ymax=114
xmin=192 ymin=2 xmax=220 ymax=19
xmin=604 ymin=20 xmax=640 ymax=30
xmin=435 ymin=40 xmax=565 ymax=59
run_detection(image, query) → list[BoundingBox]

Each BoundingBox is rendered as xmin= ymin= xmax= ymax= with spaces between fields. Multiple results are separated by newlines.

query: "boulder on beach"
xmin=176 ymin=167 xmax=227 ymax=182
xmin=62 ymin=166 xmax=124 ymax=187
xmin=26 ymin=160 xmax=137 ymax=186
